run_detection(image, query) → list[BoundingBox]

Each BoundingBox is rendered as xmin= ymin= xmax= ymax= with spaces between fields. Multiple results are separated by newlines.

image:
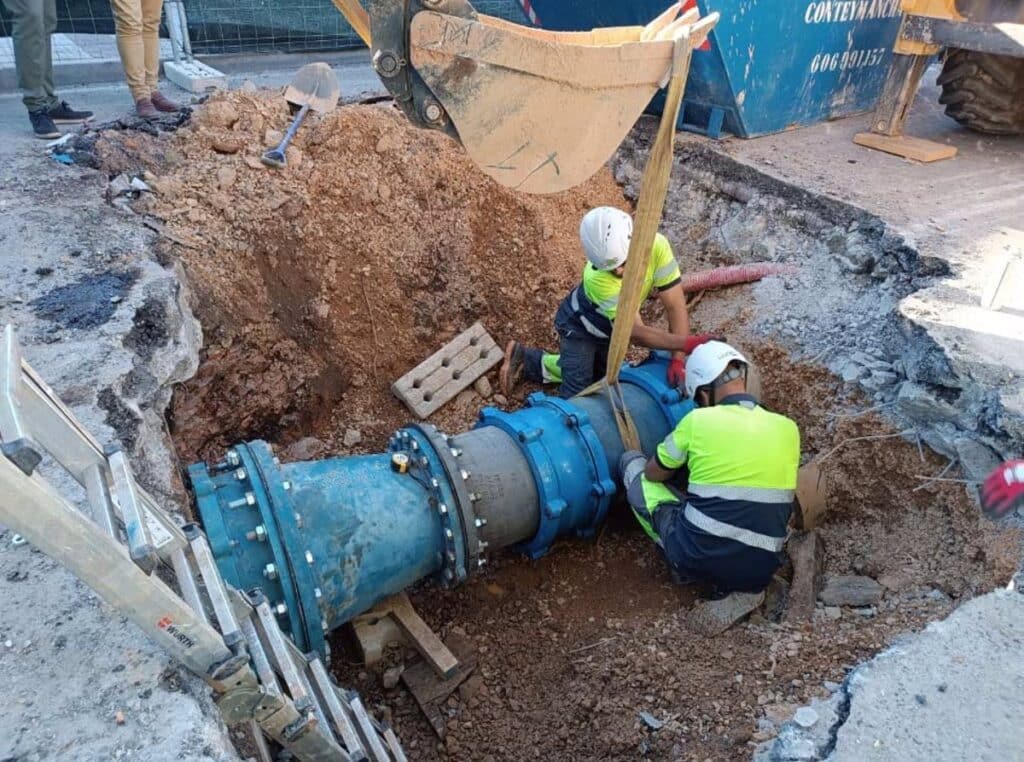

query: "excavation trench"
xmin=96 ymin=92 xmax=1017 ymax=759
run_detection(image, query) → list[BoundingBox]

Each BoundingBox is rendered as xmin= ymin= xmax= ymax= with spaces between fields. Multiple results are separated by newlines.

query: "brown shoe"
xmin=150 ymin=91 xmax=182 ymax=113
xmin=499 ymin=340 xmax=525 ymax=396
xmin=135 ymin=98 xmax=158 ymax=119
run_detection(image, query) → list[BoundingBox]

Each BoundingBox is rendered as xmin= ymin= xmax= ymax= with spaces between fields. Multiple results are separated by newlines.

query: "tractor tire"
xmin=937 ymin=49 xmax=1024 ymax=135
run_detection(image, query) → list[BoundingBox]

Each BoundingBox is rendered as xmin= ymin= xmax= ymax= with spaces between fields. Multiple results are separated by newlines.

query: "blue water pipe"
xmin=189 ymin=353 xmax=693 ymax=658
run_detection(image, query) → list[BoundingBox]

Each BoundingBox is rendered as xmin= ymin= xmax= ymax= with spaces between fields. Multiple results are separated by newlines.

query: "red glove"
xmin=667 ymin=357 xmax=685 ymax=388
xmin=980 ymin=460 xmax=1024 ymax=520
xmin=681 ymin=333 xmax=718 ymax=355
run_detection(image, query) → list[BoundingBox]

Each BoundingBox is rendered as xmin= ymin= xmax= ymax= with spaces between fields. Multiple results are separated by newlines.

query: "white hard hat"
xmin=580 ymin=207 xmax=633 ymax=271
xmin=685 ymin=340 xmax=748 ymax=401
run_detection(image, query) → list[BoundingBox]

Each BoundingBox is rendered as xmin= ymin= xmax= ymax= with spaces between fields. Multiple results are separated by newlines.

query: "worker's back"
xmin=654 ymin=394 xmax=800 ymax=592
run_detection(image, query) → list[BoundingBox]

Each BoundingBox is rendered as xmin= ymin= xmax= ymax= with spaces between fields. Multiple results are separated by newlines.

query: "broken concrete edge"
xmin=754 ymin=588 xmax=1024 ymax=761
xmin=620 ymin=138 xmax=1021 ymax=485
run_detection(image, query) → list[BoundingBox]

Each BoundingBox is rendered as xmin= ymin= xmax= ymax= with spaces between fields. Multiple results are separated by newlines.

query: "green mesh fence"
xmin=0 ymin=0 xmax=528 ymax=54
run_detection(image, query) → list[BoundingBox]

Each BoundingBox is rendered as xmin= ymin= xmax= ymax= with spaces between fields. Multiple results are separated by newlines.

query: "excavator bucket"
xmin=333 ymin=0 xmax=717 ymax=194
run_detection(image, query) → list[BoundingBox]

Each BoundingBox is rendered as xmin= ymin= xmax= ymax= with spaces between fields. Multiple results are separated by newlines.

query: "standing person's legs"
xmin=110 ymin=0 xmax=150 ymax=103
xmin=3 ymin=0 xmax=58 ymax=112
xmin=140 ymin=0 xmax=162 ymax=93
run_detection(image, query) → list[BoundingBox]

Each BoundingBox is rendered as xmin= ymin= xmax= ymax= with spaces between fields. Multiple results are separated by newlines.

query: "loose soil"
xmin=115 ymin=91 xmax=626 ymax=462
xmin=92 ymin=92 xmax=1018 ymax=759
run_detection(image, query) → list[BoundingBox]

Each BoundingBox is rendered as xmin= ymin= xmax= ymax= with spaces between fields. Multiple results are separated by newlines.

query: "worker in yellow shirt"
xmin=500 ymin=206 xmax=712 ymax=398
xmin=621 ymin=341 xmax=800 ymax=603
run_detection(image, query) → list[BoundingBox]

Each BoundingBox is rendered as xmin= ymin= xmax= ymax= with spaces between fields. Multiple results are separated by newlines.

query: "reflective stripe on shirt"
xmin=683 ymin=503 xmax=786 ymax=553
xmin=688 ymin=483 xmax=795 ymax=504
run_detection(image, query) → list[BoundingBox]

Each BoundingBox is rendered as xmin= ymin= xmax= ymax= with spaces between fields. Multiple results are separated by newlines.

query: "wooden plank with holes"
xmin=392 ymin=322 xmax=503 ymax=418
xmin=853 ymin=132 xmax=957 ymax=163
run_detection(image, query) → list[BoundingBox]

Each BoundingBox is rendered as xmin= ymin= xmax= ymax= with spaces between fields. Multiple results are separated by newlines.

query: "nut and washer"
xmin=263 ymin=563 xmax=278 ymax=580
xmin=305 ymin=550 xmax=314 ymax=565
xmin=373 ymin=50 xmax=402 ymax=77
xmin=423 ymin=100 xmax=445 ymax=124
xmin=274 ymin=603 xmax=288 ymax=616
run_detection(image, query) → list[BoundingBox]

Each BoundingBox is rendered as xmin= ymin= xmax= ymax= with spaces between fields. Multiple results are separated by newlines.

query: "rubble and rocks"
xmin=0 ymin=141 xmax=229 ymax=760
xmin=818 ymin=575 xmax=884 ymax=608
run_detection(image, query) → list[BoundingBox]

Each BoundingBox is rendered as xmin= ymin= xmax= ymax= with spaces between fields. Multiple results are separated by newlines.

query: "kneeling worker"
xmin=500 ymin=206 xmax=712 ymax=398
xmin=621 ymin=341 xmax=800 ymax=597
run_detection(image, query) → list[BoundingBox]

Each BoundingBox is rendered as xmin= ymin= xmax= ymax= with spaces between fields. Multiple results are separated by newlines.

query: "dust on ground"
xmin=88 ymin=91 xmax=1019 ymax=759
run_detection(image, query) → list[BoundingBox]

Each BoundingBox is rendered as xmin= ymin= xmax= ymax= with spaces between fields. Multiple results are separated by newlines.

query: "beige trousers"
xmin=110 ymin=0 xmax=163 ymax=101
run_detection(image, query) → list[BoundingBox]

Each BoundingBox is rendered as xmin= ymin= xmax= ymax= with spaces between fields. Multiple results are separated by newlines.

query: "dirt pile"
xmin=116 ymin=90 xmax=626 ymax=461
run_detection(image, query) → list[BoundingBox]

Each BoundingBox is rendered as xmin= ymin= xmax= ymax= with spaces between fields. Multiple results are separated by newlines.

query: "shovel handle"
xmin=261 ymin=103 xmax=310 ymax=168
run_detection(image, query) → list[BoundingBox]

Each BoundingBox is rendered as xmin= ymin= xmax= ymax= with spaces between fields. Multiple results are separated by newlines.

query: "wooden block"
xmin=400 ymin=634 xmax=477 ymax=739
xmin=785 ymin=530 xmax=824 ymax=623
xmin=392 ymin=322 xmax=503 ymax=419
xmin=351 ymin=606 xmax=406 ymax=666
xmin=853 ymin=132 xmax=957 ymax=163
xmin=383 ymin=593 xmax=459 ymax=678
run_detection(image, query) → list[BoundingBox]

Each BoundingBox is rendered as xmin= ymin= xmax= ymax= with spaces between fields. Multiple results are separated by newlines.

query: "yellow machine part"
xmin=328 ymin=0 xmax=718 ymax=194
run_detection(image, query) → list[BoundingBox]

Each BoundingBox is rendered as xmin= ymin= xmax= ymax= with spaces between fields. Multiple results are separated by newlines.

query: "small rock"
xmin=818 ymin=575 xmax=883 ymax=607
xmin=342 ymin=429 xmax=362 ymax=448
xmin=34 ymin=266 xmax=53 ymax=277
xmin=211 ymin=138 xmax=242 ymax=155
xmin=378 ymin=182 xmax=391 ymax=202
xmin=107 ymin=174 xmax=131 ymax=198
xmin=793 ymin=707 xmax=818 ymax=728
xmin=473 ymin=376 xmax=493 ymax=398
xmin=639 ymin=711 xmax=664 ymax=730
xmin=130 ymin=177 xmax=150 ymax=193
xmin=915 ymin=694 xmax=927 ymax=706
xmin=894 ymin=382 xmax=958 ymax=424
xmin=382 ymin=666 xmax=403 ymax=690
xmin=114 ymin=710 xmax=126 ymax=725
xmin=4 ymin=639 xmax=12 ymax=649
xmin=264 ymin=129 xmax=285 ymax=147
xmin=492 ymin=393 xmax=508 ymax=406
xmin=199 ymin=100 xmax=239 ymax=129
xmin=5 ymin=569 xmax=28 ymax=582
xmin=861 ymin=370 xmax=898 ymax=392
xmin=285 ymin=437 xmax=326 ymax=462
xmin=215 ymin=166 xmax=237 ymax=190
xmin=839 ymin=361 xmax=865 ymax=384
xmin=823 ymin=606 xmax=842 ymax=620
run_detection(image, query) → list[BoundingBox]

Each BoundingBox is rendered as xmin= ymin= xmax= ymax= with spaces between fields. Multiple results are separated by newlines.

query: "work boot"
xmin=150 ymin=91 xmax=182 ymax=113
xmin=499 ymin=340 xmax=524 ymax=396
xmin=135 ymin=98 xmax=159 ymax=119
xmin=46 ymin=100 xmax=93 ymax=124
xmin=687 ymin=590 xmax=765 ymax=637
xmin=618 ymin=450 xmax=646 ymax=487
xmin=28 ymin=110 xmax=61 ymax=140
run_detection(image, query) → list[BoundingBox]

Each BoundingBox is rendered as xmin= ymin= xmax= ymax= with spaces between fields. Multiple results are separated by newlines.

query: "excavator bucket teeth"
xmin=410 ymin=12 xmax=681 ymax=194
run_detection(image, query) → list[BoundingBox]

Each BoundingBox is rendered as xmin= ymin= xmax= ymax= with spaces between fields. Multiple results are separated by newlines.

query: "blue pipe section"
xmin=189 ymin=352 xmax=693 ymax=658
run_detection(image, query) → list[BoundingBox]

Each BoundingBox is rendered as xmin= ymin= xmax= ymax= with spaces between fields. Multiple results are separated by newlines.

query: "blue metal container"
xmin=518 ymin=0 xmax=905 ymax=137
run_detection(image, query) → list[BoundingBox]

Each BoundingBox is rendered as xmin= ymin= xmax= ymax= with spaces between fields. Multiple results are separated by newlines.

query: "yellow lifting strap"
xmin=580 ymin=14 xmax=717 ymax=452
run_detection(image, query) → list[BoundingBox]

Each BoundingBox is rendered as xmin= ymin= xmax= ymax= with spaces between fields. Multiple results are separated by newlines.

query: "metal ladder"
xmin=0 ymin=325 xmax=405 ymax=762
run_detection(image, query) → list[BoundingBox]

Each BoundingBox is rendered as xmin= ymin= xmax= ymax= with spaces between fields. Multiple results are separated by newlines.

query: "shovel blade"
xmin=284 ymin=62 xmax=340 ymax=112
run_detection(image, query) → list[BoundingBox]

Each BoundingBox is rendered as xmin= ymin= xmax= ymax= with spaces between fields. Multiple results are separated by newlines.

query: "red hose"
xmin=680 ymin=263 xmax=795 ymax=294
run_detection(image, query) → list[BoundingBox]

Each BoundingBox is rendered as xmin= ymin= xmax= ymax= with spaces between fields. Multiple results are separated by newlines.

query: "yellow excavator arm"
xmin=331 ymin=0 xmax=717 ymax=193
